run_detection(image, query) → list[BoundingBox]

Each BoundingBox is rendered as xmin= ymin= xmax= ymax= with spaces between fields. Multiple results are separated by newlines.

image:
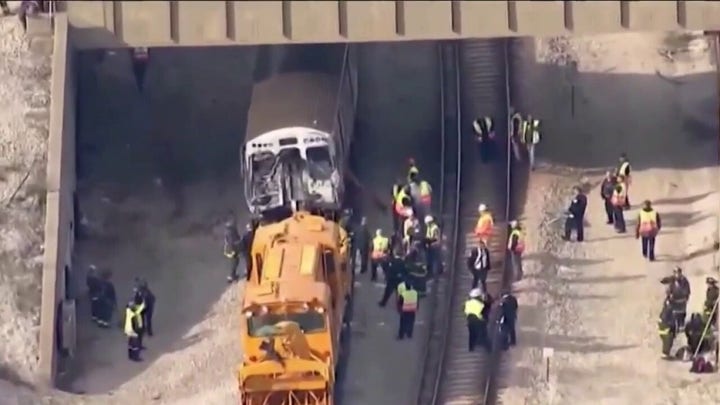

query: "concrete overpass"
xmin=64 ymin=1 xmax=720 ymax=48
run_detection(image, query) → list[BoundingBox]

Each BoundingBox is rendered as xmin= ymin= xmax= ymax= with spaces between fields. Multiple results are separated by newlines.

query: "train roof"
xmin=244 ymin=279 xmax=330 ymax=307
xmin=246 ymin=72 xmax=340 ymax=142
xmin=253 ymin=212 xmax=344 ymax=249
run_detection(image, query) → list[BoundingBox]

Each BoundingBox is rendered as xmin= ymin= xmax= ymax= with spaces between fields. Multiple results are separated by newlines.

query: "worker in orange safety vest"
xmin=507 ymin=220 xmax=525 ymax=280
xmin=636 ymin=200 xmax=661 ymax=261
xmin=474 ymin=204 xmax=494 ymax=244
xmin=611 ymin=178 xmax=627 ymax=233
xmin=370 ymin=229 xmax=390 ymax=281
xmin=615 ymin=153 xmax=632 ymax=209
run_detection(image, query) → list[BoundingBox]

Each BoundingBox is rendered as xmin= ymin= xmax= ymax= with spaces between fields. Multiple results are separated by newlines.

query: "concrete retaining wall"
xmin=38 ymin=13 xmax=76 ymax=389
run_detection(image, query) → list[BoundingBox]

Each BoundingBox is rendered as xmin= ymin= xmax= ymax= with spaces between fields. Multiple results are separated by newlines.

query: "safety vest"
xmin=611 ymin=184 xmax=627 ymax=206
xmin=401 ymin=289 xmax=418 ymax=312
xmin=426 ymin=223 xmax=440 ymax=241
xmin=418 ymin=181 xmax=432 ymax=205
xmin=124 ymin=304 xmax=144 ymax=337
xmin=638 ymin=210 xmax=658 ymax=236
xmin=464 ymin=299 xmax=484 ymax=319
xmin=371 ymin=235 xmax=390 ymax=259
xmin=617 ymin=161 xmax=631 ymax=185
xmin=392 ymin=184 xmax=401 ymax=200
xmin=397 ymin=281 xmax=408 ymax=295
xmin=475 ymin=213 xmax=494 ymax=240
xmin=508 ymin=228 xmax=525 ymax=254
xmin=395 ymin=190 xmax=412 ymax=217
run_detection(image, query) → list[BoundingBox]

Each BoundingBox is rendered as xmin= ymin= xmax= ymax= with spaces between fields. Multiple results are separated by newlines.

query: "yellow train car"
xmin=238 ymin=211 xmax=353 ymax=405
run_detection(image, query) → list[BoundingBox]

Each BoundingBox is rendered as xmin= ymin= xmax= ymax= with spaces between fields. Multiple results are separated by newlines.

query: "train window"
xmin=306 ymin=146 xmax=333 ymax=180
xmin=247 ymin=312 xmax=327 ymax=336
xmin=322 ymin=249 xmax=336 ymax=276
xmin=279 ymin=137 xmax=297 ymax=146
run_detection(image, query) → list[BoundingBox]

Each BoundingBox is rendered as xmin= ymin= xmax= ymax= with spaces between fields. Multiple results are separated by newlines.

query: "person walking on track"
xmin=636 ymin=200 xmax=661 ymax=261
xmin=474 ymin=204 xmax=494 ymax=245
xmin=397 ymin=281 xmax=419 ymax=340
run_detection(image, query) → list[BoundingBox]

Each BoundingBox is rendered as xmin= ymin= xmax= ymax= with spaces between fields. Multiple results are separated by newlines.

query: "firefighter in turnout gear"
xmin=704 ymin=277 xmax=718 ymax=327
xmin=474 ymin=204 xmax=494 ymax=245
xmin=407 ymin=158 xmax=420 ymax=183
xmin=508 ymin=220 xmax=525 ymax=280
xmin=615 ymin=153 xmax=632 ymax=209
xmin=472 ymin=116 xmax=497 ymax=163
xmin=499 ymin=291 xmax=519 ymax=350
xmin=662 ymin=267 xmax=691 ymax=330
xmin=509 ymin=111 xmax=526 ymax=161
xmin=397 ymin=280 xmax=418 ymax=340
xmin=685 ymin=313 xmax=711 ymax=356
xmin=405 ymin=246 xmax=428 ymax=295
xmin=523 ymin=117 xmax=541 ymax=170
xmin=467 ymin=240 xmax=491 ymax=291
xmin=465 ymin=289 xmax=490 ymax=352
xmin=611 ymin=180 xmax=627 ymax=233
xmin=391 ymin=177 xmax=405 ymax=235
xmin=636 ymin=200 xmax=661 ymax=261
xmin=424 ymin=216 xmax=441 ymax=275
xmin=224 ymin=219 xmax=243 ymax=282
xmin=133 ymin=278 xmax=156 ymax=338
xmin=600 ymin=171 xmax=617 ymax=225
xmin=378 ymin=248 xmax=407 ymax=307
xmin=125 ymin=295 xmax=146 ymax=361
xmin=658 ymin=300 xmax=677 ymax=358
xmin=371 ymin=229 xmax=390 ymax=282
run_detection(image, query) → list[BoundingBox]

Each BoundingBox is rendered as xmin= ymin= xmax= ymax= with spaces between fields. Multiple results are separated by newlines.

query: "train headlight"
xmin=302 ymin=303 xmax=310 ymax=311
xmin=244 ymin=311 xmax=253 ymax=318
xmin=316 ymin=307 xmax=325 ymax=314
xmin=260 ymin=306 xmax=269 ymax=315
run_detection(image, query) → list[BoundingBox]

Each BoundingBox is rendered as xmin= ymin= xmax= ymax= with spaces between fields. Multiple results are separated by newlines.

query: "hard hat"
xmin=424 ymin=215 xmax=433 ymax=224
xmin=469 ymin=288 xmax=482 ymax=298
xmin=510 ymin=220 xmax=518 ymax=228
xmin=533 ymin=119 xmax=540 ymax=125
xmin=376 ymin=229 xmax=383 ymax=236
xmin=478 ymin=204 xmax=487 ymax=212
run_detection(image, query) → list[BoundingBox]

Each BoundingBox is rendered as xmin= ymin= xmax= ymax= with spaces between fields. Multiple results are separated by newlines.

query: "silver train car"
xmin=241 ymin=44 xmax=358 ymax=217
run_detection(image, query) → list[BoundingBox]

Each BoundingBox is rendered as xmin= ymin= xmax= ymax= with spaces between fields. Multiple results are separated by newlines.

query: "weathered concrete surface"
xmin=61 ymin=1 xmax=720 ymax=48
xmin=39 ymin=13 xmax=76 ymax=389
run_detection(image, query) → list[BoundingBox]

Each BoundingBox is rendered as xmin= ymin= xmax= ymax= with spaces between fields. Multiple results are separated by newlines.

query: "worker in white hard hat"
xmin=424 ymin=216 xmax=441 ymax=275
xmin=370 ymin=229 xmax=390 ymax=282
xmin=464 ymin=288 xmax=489 ymax=352
xmin=402 ymin=211 xmax=420 ymax=254
xmin=475 ymin=204 xmax=494 ymax=245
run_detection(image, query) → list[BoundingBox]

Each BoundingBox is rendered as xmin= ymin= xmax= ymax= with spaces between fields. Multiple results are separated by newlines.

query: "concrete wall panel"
xmin=232 ymin=1 xmax=284 ymax=44
xmin=686 ymin=2 xmax=720 ymax=31
xmin=401 ymin=1 xmax=452 ymax=38
xmin=286 ymin=1 xmax=340 ymax=42
xmin=458 ymin=1 xmax=510 ymax=38
xmin=626 ymin=1 xmax=679 ymax=32
xmin=515 ymin=0 xmax=565 ymax=36
xmin=65 ymin=1 xmax=106 ymax=30
xmin=118 ymin=1 xmax=172 ymax=44
xmin=39 ymin=13 xmax=76 ymax=389
xmin=570 ymin=1 xmax=622 ymax=35
xmin=345 ymin=1 xmax=396 ymax=41
xmin=177 ymin=1 xmax=228 ymax=44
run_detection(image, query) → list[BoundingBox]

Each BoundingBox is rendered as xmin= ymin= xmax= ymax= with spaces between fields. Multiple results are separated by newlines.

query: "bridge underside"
xmin=64 ymin=1 xmax=720 ymax=49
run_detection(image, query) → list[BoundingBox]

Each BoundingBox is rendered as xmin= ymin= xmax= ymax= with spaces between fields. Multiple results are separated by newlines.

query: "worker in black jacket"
xmin=378 ymin=249 xmax=407 ymax=307
xmin=86 ymin=265 xmax=102 ymax=325
xmin=96 ymin=270 xmax=117 ymax=328
xmin=240 ymin=223 xmax=255 ymax=281
xmin=467 ymin=241 xmax=491 ymax=291
xmin=499 ymin=291 xmax=519 ymax=350
xmin=133 ymin=278 xmax=156 ymax=338
xmin=600 ymin=171 xmax=616 ymax=225
xmin=224 ymin=218 xmax=242 ymax=283
xmin=563 ymin=186 xmax=587 ymax=242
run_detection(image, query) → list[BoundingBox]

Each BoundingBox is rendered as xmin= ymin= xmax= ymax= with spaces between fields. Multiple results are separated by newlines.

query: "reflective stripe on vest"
xmin=611 ymin=184 xmax=627 ymax=206
xmin=372 ymin=236 xmax=389 ymax=259
xmin=392 ymin=184 xmax=401 ymax=199
xmin=638 ymin=210 xmax=658 ymax=235
xmin=124 ymin=305 xmax=144 ymax=337
xmin=397 ymin=282 xmax=407 ymax=295
xmin=464 ymin=299 xmax=484 ymax=318
xmin=618 ymin=162 xmax=630 ymax=176
xmin=508 ymin=229 xmax=525 ymax=253
xmin=426 ymin=224 xmax=439 ymax=240
xmin=475 ymin=214 xmax=494 ymax=237
xmin=401 ymin=289 xmax=418 ymax=312
xmin=395 ymin=190 xmax=411 ymax=216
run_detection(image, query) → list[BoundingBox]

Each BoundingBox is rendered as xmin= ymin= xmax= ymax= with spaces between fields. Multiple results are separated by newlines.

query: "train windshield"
xmin=306 ymin=146 xmax=333 ymax=181
xmin=247 ymin=312 xmax=327 ymax=337
xmin=251 ymin=151 xmax=276 ymax=176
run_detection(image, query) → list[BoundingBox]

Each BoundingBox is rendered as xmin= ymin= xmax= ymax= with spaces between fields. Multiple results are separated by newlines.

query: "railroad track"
xmin=413 ymin=38 xmax=514 ymax=405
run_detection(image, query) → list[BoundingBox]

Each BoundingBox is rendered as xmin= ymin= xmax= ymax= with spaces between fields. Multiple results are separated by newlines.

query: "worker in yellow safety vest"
xmin=610 ymin=179 xmax=627 ymax=233
xmin=394 ymin=187 xmax=413 ymax=226
xmin=474 ymin=204 xmax=494 ymax=244
xmin=507 ymin=220 xmax=525 ymax=281
xmin=424 ymin=216 xmax=441 ymax=275
xmin=464 ymin=288 xmax=490 ymax=352
xmin=124 ymin=295 xmax=145 ymax=362
xmin=391 ymin=177 xmax=405 ymax=234
xmin=615 ymin=153 xmax=632 ymax=209
xmin=397 ymin=282 xmax=418 ymax=340
xmin=418 ymin=179 xmax=432 ymax=214
xmin=370 ymin=229 xmax=390 ymax=282
xmin=635 ymin=200 xmax=661 ymax=261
